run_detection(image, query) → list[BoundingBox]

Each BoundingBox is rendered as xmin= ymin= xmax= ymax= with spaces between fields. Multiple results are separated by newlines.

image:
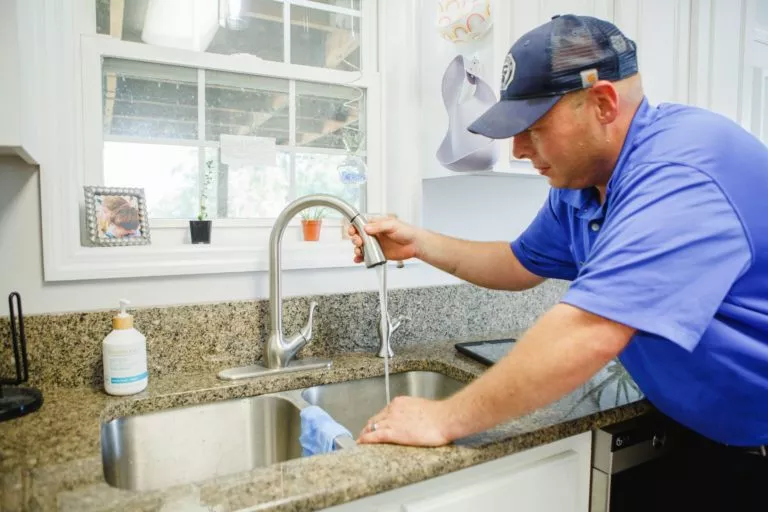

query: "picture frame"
xmin=83 ymin=186 xmax=151 ymax=247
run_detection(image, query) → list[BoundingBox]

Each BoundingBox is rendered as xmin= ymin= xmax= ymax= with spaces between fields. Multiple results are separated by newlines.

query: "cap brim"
xmin=467 ymin=95 xmax=562 ymax=139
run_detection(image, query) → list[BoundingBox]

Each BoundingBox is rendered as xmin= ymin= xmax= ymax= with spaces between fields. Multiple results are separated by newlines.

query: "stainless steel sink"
xmin=301 ymin=371 xmax=466 ymax=436
xmin=101 ymin=394 xmax=303 ymax=491
xmin=101 ymin=371 xmax=467 ymax=492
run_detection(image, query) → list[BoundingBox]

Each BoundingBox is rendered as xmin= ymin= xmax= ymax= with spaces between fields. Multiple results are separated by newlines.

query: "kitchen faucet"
xmin=218 ymin=194 xmax=387 ymax=380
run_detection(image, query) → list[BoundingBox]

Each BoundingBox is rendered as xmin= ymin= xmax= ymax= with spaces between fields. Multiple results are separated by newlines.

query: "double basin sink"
xmin=101 ymin=371 xmax=466 ymax=491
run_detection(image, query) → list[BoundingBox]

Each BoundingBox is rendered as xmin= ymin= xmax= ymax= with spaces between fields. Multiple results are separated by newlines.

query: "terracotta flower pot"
xmin=302 ymin=219 xmax=322 ymax=241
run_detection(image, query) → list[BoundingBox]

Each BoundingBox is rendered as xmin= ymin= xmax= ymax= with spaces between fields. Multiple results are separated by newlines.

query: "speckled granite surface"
xmin=0 ymin=332 xmax=648 ymax=512
xmin=0 ymin=281 xmax=568 ymax=388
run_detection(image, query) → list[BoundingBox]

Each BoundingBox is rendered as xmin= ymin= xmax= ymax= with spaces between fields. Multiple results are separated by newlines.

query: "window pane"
xmin=222 ymin=152 xmax=291 ymax=218
xmin=103 ymin=142 xmax=199 ymax=219
xmin=296 ymin=82 xmax=365 ymax=151
xmin=294 ymin=152 xmax=364 ymax=216
xmin=96 ymin=0 xmax=285 ymax=62
xmin=205 ymin=71 xmax=289 ymax=143
xmin=290 ymin=5 xmax=361 ymax=71
xmin=103 ymin=58 xmax=198 ymax=139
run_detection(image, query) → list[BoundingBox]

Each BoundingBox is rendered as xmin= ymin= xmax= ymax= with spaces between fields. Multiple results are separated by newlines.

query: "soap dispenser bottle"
xmin=103 ymin=299 xmax=148 ymax=396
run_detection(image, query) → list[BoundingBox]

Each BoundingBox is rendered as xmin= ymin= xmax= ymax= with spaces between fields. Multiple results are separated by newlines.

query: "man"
xmin=349 ymin=14 xmax=768 ymax=509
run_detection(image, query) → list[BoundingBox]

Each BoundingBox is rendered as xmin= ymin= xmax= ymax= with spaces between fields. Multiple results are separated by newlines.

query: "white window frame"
xmin=742 ymin=0 xmax=768 ymax=141
xmin=38 ymin=0 xmax=383 ymax=281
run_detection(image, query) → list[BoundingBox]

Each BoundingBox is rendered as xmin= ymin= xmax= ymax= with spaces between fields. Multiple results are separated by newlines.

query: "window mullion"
xmin=197 ymin=68 xmax=207 ymax=218
xmin=289 ymin=78 xmax=297 ymax=200
xmin=284 ymin=0 xmax=291 ymax=65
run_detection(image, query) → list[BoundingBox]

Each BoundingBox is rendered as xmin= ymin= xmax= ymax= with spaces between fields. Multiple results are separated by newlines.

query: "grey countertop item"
xmin=0 ymin=332 xmax=649 ymax=512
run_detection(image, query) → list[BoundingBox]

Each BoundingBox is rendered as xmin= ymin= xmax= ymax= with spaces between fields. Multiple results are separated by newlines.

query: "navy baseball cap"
xmin=468 ymin=14 xmax=638 ymax=139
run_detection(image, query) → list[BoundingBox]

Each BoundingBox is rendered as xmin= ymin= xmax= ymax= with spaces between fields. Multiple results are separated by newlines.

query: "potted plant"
xmin=300 ymin=207 xmax=326 ymax=242
xmin=190 ymin=160 xmax=215 ymax=244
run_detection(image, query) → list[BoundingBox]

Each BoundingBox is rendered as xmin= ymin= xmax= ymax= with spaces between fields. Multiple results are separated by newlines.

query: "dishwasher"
xmin=590 ymin=412 xmax=680 ymax=512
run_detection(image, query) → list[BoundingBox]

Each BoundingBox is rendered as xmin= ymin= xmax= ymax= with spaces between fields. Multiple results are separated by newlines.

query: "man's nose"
xmin=512 ymin=131 xmax=534 ymax=160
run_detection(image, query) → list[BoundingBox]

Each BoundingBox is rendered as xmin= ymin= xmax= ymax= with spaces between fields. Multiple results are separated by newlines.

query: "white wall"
xmin=419 ymin=0 xmax=497 ymax=180
xmin=0 ymin=1 xmax=21 ymax=153
xmin=423 ymin=175 xmax=548 ymax=241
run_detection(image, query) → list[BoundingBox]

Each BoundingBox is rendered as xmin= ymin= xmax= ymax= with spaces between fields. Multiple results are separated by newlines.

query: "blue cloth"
xmin=511 ymin=98 xmax=768 ymax=446
xmin=299 ymin=406 xmax=352 ymax=457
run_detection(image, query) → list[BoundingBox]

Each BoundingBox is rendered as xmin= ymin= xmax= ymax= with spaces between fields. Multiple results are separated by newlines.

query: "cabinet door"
xmin=401 ymin=450 xmax=583 ymax=512
xmin=323 ymin=432 xmax=592 ymax=512
xmin=745 ymin=1 xmax=768 ymax=141
xmin=614 ymin=0 xmax=691 ymax=106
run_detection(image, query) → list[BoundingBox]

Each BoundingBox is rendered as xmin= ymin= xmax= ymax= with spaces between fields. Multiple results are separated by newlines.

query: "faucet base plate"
xmin=217 ymin=359 xmax=332 ymax=381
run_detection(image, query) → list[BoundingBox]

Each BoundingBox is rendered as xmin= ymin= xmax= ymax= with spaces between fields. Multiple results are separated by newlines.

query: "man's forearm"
xmin=438 ymin=303 xmax=636 ymax=441
xmin=417 ymin=231 xmax=543 ymax=291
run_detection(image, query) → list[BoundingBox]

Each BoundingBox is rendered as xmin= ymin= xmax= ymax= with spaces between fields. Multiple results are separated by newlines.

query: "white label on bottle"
xmin=107 ymin=345 xmax=147 ymax=384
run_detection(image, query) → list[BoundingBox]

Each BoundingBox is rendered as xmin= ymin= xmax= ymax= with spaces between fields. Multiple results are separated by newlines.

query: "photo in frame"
xmin=84 ymin=186 xmax=151 ymax=246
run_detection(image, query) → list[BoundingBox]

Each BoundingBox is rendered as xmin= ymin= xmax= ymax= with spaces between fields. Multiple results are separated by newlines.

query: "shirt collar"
xmin=558 ymin=97 xmax=656 ymax=211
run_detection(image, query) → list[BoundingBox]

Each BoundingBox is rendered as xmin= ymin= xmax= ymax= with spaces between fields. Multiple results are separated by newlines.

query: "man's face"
xmin=511 ymin=92 xmax=604 ymax=189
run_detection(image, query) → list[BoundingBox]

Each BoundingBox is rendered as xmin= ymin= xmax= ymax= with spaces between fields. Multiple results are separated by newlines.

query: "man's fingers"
xmin=357 ymin=428 xmax=392 ymax=445
xmin=364 ymin=219 xmax=397 ymax=235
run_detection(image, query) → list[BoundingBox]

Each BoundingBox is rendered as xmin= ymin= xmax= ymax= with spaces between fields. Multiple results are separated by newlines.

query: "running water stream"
xmin=376 ymin=264 xmax=391 ymax=404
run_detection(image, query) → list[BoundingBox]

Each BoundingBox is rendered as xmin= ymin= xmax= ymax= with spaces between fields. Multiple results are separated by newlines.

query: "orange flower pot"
xmin=302 ymin=219 xmax=322 ymax=241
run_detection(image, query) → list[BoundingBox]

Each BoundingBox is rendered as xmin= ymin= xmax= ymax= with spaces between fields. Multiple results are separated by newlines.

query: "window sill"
xmin=44 ymin=241 xmax=411 ymax=282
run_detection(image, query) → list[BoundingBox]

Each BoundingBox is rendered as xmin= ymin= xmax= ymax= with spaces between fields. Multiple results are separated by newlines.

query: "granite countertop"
xmin=0 ymin=334 xmax=650 ymax=511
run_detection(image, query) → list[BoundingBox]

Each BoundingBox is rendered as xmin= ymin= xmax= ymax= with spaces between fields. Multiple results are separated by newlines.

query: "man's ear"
xmin=589 ymin=80 xmax=619 ymax=124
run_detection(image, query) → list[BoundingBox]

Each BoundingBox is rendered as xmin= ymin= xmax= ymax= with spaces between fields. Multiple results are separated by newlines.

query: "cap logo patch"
xmin=580 ymin=68 xmax=599 ymax=88
xmin=610 ymin=35 xmax=627 ymax=53
xmin=501 ymin=52 xmax=516 ymax=90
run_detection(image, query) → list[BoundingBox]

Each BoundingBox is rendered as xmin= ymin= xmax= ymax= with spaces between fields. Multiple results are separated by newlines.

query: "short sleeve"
xmin=511 ymin=192 xmax=579 ymax=280
xmin=561 ymin=164 xmax=751 ymax=352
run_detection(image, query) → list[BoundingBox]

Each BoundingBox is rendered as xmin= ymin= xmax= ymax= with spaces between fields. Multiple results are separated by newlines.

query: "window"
xmin=32 ymin=0 xmax=384 ymax=281
xmin=95 ymin=0 xmax=361 ymax=70
xmin=89 ymin=0 xmax=374 ymax=223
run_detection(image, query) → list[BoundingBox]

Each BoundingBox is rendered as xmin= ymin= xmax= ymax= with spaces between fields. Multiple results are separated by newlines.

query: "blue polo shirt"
xmin=511 ymin=98 xmax=768 ymax=446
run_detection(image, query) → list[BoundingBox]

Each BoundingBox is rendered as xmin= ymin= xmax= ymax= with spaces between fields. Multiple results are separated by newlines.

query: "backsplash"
xmin=0 ymin=281 xmax=568 ymax=388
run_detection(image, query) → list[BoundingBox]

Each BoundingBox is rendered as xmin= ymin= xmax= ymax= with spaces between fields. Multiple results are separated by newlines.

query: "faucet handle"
xmin=390 ymin=314 xmax=410 ymax=335
xmin=377 ymin=313 xmax=409 ymax=358
xmin=299 ymin=301 xmax=318 ymax=342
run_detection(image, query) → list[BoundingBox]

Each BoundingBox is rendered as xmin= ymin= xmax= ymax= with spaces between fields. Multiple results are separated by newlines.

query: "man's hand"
xmin=348 ymin=216 xmax=423 ymax=264
xmin=357 ymin=396 xmax=452 ymax=447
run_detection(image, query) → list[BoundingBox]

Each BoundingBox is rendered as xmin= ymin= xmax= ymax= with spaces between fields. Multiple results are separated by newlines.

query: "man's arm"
xmin=418 ymin=232 xmax=545 ymax=291
xmin=358 ymin=303 xmax=635 ymax=445
xmin=439 ymin=303 xmax=635 ymax=440
xmin=354 ymin=218 xmax=546 ymax=291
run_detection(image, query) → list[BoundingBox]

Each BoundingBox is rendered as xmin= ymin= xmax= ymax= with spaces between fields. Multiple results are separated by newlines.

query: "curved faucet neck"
xmin=268 ymin=195 xmax=365 ymax=342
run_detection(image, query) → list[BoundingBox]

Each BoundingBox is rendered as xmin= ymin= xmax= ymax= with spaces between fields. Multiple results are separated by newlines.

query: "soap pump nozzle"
xmin=113 ymin=299 xmax=134 ymax=329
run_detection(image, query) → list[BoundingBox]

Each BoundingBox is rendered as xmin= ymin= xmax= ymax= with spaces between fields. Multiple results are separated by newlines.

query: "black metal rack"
xmin=1 ymin=292 xmax=43 ymax=422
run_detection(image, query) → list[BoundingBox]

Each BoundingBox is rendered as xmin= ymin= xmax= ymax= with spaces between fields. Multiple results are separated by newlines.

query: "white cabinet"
xmin=613 ymin=0 xmax=691 ymax=106
xmin=0 ymin=0 xmax=45 ymax=165
xmin=324 ymin=432 xmax=592 ymax=512
xmin=688 ymin=0 xmax=764 ymax=138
